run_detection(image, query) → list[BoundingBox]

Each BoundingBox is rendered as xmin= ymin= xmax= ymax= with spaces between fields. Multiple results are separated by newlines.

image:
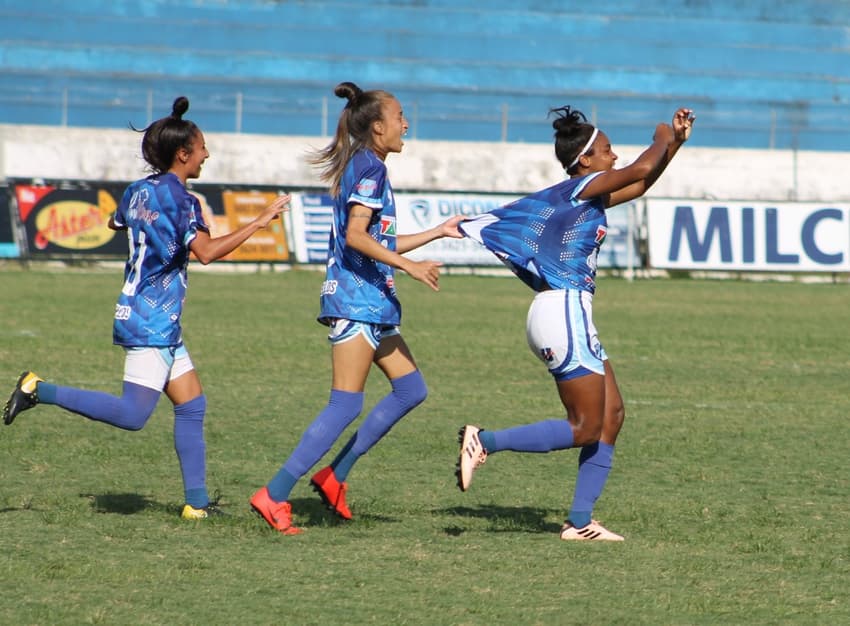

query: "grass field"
xmin=1 ymin=265 xmax=849 ymax=625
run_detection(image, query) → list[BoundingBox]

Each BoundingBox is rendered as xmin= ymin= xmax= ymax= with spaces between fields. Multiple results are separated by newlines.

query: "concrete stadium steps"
xmin=3 ymin=40 xmax=844 ymax=108
xmin=4 ymin=14 xmax=846 ymax=85
xmin=7 ymin=0 xmax=850 ymax=28
xmin=0 ymin=0 xmax=847 ymax=150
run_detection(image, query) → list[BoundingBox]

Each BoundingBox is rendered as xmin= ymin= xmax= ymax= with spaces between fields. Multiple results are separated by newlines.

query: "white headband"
xmin=566 ymin=127 xmax=598 ymax=171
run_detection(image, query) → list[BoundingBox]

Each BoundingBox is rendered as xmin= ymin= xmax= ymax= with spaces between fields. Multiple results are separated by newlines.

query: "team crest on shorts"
xmin=540 ymin=347 xmax=555 ymax=362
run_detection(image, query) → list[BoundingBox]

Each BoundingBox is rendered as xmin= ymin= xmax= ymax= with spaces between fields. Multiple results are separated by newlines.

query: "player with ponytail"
xmin=3 ymin=97 xmax=289 ymax=520
xmin=251 ymin=82 xmax=465 ymax=534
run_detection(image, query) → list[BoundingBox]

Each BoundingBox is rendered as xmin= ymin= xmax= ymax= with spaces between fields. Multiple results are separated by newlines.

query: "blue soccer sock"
xmin=330 ymin=369 xmax=427 ymax=481
xmin=39 ymin=380 xmax=161 ymax=431
xmin=174 ymin=395 xmax=208 ymax=508
xmin=266 ymin=389 xmax=363 ymax=502
xmin=568 ymin=442 xmax=615 ymax=528
xmin=481 ymin=419 xmax=574 ymax=454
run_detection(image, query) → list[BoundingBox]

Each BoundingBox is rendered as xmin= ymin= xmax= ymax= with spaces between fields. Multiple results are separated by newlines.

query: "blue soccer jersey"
xmin=460 ymin=173 xmax=607 ymax=293
xmin=111 ymin=173 xmax=209 ymax=347
xmin=319 ymin=149 xmax=401 ymax=325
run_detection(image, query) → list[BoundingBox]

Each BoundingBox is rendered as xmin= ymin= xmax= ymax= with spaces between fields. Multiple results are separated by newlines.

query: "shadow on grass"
xmin=436 ymin=504 xmax=563 ymax=535
xmin=289 ymin=497 xmax=399 ymax=526
xmin=0 ymin=504 xmax=36 ymax=513
xmin=80 ymin=492 xmax=170 ymax=516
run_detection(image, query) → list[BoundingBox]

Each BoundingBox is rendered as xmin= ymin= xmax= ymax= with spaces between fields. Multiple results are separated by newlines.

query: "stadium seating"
xmin=1 ymin=0 xmax=848 ymax=149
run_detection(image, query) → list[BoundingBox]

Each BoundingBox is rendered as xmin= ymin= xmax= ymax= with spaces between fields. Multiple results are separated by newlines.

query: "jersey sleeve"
xmin=112 ymin=185 xmax=133 ymax=228
xmin=180 ymin=191 xmax=210 ymax=249
xmin=347 ymin=161 xmax=387 ymax=211
xmin=570 ymin=171 xmax=604 ymax=202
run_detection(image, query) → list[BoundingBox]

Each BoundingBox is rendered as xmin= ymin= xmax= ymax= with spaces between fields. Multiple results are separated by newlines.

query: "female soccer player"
xmin=2 ymin=96 xmax=289 ymax=520
xmin=456 ymin=105 xmax=695 ymax=541
xmin=250 ymin=81 xmax=464 ymax=534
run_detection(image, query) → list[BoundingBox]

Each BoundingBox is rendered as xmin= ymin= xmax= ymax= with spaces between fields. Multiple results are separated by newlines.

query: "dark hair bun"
xmin=550 ymin=105 xmax=587 ymax=132
xmin=334 ymin=81 xmax=363 ymax=106
xmin=171 ymin=96 xmax=190 ymax=119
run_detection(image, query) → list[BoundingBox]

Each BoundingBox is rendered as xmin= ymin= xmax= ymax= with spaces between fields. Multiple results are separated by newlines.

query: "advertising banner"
xmin=190 ymin=186 xmax=290 ymax=262
xmin=13 ymin=181 xmax=128 ymax=256
xmin=288 ymin=192 xmax=334 ymax=264
xmin=288 ymin=190 xmax=639 ymax=269
xmin=0 ymin=184 xmax=19 ymax=258
xmin=646 ymin=200 xmax=850 ymax=272
xmin=396 ymin=192 xmax=516 ymax=264
xmin=10 ymin=179 xmax=290 ymax=262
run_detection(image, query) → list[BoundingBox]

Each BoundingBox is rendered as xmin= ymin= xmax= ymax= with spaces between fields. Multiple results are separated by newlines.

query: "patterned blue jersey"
xmin=111 ymin=173 xmax=208 ymax=347
xmin=319 ymin=149 xmax=401 ymax=325
xmin=460 ymin=173 xmax=607 ymax=293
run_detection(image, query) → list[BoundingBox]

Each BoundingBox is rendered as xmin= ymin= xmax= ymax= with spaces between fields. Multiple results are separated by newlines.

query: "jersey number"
xmin=122 ymin=230 xmax=147 ymax=297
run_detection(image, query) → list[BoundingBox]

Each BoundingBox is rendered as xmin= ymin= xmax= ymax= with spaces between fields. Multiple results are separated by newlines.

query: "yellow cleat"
xmin=3 ymin=371 xmax=43 ymax=425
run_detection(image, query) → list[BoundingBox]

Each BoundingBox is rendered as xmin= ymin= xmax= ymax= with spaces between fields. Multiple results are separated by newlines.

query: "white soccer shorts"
xmin=525 ymin=289 xmax=607 ymax=381
xmin=123 ymin=344 xmax=195 ymax=391
xmin=326 ymin=319 xmax=400 ymax=350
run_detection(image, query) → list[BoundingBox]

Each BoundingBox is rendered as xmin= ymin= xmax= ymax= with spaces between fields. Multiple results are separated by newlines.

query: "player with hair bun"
xmin=456 ymin=105 xmax=695 ymax=541
xmin=3 ymin=96 xmax=290 ymax=520
xmin=251 ymin=81 xmax=465 ymax=535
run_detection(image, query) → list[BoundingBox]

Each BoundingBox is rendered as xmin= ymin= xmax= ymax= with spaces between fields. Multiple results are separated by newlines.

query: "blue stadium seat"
xmin=0 ymin=0 xmax=847 ymax=150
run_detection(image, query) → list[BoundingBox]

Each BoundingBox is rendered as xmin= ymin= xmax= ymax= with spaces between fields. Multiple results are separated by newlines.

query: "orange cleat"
xmin=310 ymin=466 xmax=352 ymax=520
xmin=250 ymin=487 xmax=302 ymax=535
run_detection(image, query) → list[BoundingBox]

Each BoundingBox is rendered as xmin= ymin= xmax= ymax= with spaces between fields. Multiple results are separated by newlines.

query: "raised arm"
xmin=607 ymin=108 xmax=695 ymax=207
xmin=581 ymin=108 xmax=695 ymax=208
xmin=189 ymin=194 xmax=290 ymax=265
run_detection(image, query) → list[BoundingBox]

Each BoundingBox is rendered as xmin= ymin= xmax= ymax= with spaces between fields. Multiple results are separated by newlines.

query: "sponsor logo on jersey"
xmin=595 ymin=225 xmax=608 ymax=245
xmin=587 ymin=248 xmax=599 ymax=273
xmin=356 ymin=178 xmax=378 ymax=196
xmin=114 ymin=304 xmax=132 ymax=320
xmin=320 ymin=280 xmax=338 ymax=295
xmin=380 ymin=216 xmax=397 ymax=237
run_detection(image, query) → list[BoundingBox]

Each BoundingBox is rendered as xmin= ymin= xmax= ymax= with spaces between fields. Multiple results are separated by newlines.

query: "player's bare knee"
xmin=608 ymin=402 xmax=625 ymax=428
xmin=570 ymin=416 xmax=603 ymax=447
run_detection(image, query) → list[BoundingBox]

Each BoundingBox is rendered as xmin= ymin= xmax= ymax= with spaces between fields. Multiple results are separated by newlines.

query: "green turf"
xmin=1 ymin=265 xmax=849 ymax=625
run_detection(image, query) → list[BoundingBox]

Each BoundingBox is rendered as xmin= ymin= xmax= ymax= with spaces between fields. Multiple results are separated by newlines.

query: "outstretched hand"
xmin=256 ymin=193 xmax=291 ymax=228
xmin=672 ymin=108 xmax=696 ymax=143
xmin=439 ymin=214 xmax=468 ymax=239
xmin=407 ymin=259 xmax=444 ymax=291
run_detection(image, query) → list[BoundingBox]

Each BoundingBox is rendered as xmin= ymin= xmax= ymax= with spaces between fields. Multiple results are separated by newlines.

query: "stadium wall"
xmin=1 ymin=124 xmax=848 ymax=202
xmin=3 ymin=124 xmax=850 ymax=275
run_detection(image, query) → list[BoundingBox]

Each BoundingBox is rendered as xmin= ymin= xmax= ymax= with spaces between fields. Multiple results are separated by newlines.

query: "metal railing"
xmin=2 ymin=82 xmax=848 ymax=151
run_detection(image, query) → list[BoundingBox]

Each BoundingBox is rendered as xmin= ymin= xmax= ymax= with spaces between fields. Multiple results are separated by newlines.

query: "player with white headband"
xmin=455 ymin=105 xmax=695 ymax=541
xmin=566 ymin=127 xmax=598 ymax=171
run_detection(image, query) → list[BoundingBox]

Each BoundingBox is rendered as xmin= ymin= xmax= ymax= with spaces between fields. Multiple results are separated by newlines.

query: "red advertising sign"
xmin=14 ymin=183 xmax=127 ymax=256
